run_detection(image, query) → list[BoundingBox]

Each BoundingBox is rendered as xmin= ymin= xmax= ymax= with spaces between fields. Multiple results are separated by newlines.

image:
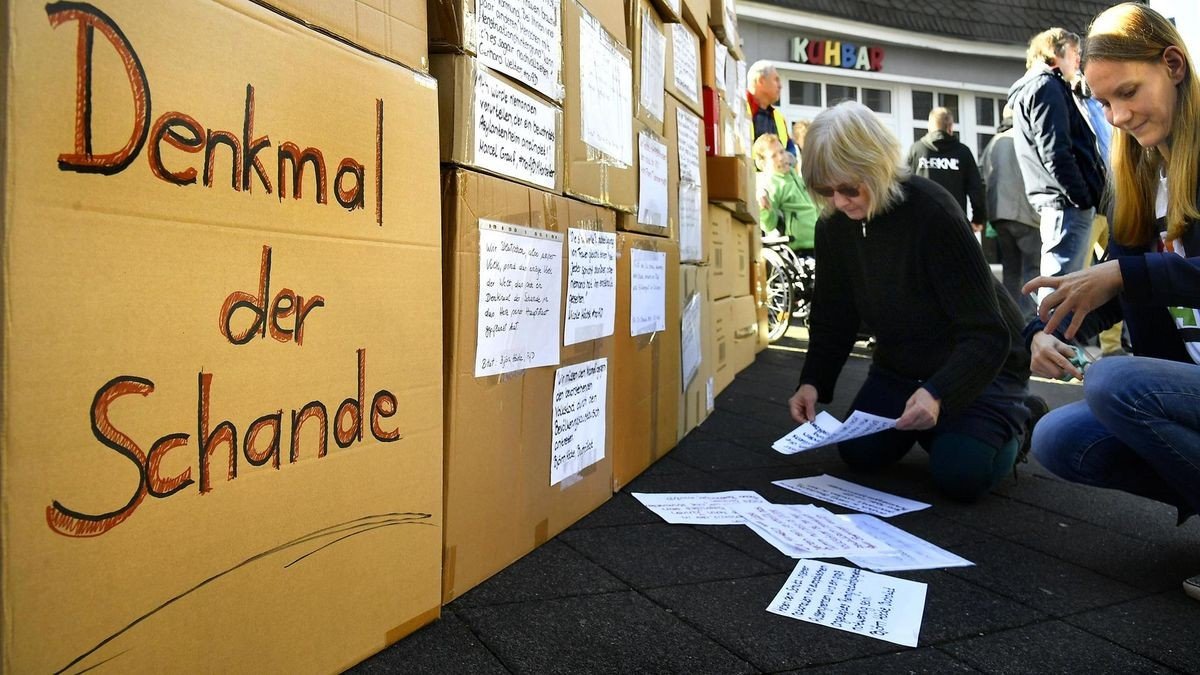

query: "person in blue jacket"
xmin=1022 ymin=2 xmax=1200 ymax=602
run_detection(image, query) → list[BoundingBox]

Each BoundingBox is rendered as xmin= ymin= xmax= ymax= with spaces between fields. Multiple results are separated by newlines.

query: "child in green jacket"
xmin=753 ymin=134 xmax=819 ymax=253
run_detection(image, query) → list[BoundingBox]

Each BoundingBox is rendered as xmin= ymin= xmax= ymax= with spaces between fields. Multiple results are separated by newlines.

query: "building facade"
xmin=737 ymin=0 xmax=1116 ymax=159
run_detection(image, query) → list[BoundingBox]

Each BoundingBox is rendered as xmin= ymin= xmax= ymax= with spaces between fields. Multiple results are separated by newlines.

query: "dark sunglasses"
xmin=812 ymin=184 xmax=861 ymax=199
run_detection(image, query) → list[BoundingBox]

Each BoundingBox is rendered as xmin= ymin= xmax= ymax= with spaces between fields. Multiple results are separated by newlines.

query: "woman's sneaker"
xmin=1185 ymin=575 xmax=1200 ymax=602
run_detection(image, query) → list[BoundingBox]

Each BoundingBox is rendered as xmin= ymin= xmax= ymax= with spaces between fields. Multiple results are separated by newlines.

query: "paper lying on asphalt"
xmin=772 ymin=410 xmax=897 ymax=454
xmin=840 ymin=515 xmax=974 ymax=572
xmin=631 ymin=491 xmax=770 ymax=525
xmin=730 ymin=504 xmax=894 ymax=559
xmin=768 ymin=559 xmax=927 ymax=647
xmin=772 ymin=474 xmax=931 ymax=517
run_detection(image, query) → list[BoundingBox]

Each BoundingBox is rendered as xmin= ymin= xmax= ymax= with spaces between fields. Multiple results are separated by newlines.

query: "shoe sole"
xmin=1185 ymin=577 xmax=1200 ymax=602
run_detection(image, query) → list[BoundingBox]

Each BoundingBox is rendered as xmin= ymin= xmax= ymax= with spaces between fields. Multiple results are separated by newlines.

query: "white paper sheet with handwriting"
xmin=564 ymin=228 xmax=616 ymax=346
xmin=731 ymin=504 xmax=893 ymax=559
xmin=550 ymin=358 xmax=608 ymax=485
xmin=638 ymin=10 xmax=665 ymax=123
xmin=840 ymin=515 xmax=974 ymax=572
xmin=472 ymin=68 xmax=559 ymax=189
xmin=767 ymin=560 xmax=927 ymax=648
xmin=637 ymin=131 xmax=669 ymax=228
xmin=772 ymin=475 xmax=931 ymax=518
xmin=475 ymin=221 xmax=563 ymax=376
xmin=630 ymin=248 xmax=666 ymax=336
xmin=772 ymin=410 xmax=897 ymax=454
xmin=579 ymin=11 xmax=633 ymax=165
xmin=631 ymin=491 xmax=769 ymax=525
xmin=680 ymin=293 xmax=701 ymax=388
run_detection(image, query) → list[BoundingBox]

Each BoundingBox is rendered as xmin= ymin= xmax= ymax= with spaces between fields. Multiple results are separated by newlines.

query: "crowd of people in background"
xmin=748 ymin=2 xmax=1199 ymax=603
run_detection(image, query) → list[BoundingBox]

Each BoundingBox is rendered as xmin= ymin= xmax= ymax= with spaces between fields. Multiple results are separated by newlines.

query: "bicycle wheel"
xmin=792 ymin=255 xmax=815 ymax=322
xmin=762 ymin=247 xmax=794 ymax=342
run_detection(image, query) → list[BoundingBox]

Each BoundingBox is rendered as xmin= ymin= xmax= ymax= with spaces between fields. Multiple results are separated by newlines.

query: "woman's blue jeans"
xmin=1031 ymin=355 xmax=1200 ymax=519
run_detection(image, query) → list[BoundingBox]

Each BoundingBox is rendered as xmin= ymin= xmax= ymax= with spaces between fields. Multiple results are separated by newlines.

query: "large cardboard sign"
xmin=0 ymin=1 xmax=443 ymax=672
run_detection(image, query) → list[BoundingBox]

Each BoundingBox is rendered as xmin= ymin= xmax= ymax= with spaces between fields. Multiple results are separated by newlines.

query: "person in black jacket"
xmin=1009 ymin=28 xmax=1106 ymax=291
xmin=1020 ymin=2 xmax=1200 ymax=602
xmin=907 ymin=107 xmax=987 ymax=230
xmin=789 ymin=101 xmax=1032 ymax=503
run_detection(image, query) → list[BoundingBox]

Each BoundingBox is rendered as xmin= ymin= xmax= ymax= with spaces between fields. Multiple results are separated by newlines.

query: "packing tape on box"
xmin=385 ymin=606 xmax=441 ymax=644
xmin=443 ymin=545 xmax=457 ymax=598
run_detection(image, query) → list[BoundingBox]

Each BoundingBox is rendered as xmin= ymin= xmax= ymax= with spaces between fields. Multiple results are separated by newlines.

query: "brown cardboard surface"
xmin=681 ymin=0 xmax=708 ymax=35
xmin=625 ymin=0 xmax=682 ymax=29
xmin=732 ymin=220 xmax=753 ymax=299
xmin=712 ymin=296 xmax=733 ymax=395
xmin=613 ymin=234 xmax=681 ymax=489
xmin=667 ymin=94 xmax=708 ymax=262
xmin=264 ymin=0 xmax=428 ymax=72
xmin=708 ymin=0 xmax=738 ymax=50
xmin=441 ymin=168 xmax=614 ymax=603
xmin=629 ymin=0 xmax=667 ymax=135
xmin=427 ymin=0 xmax=565 ymax=102
xmin=709 ymin=205 xmax=733 ymax=300
xmin=430 ymin=54 xmax=565 ymax=193
xmin=563 ymin=0 xmax=638 ymax=213
xmin=1 ymin=2 xmax=443 ymax=672
xmin=664 ymin=21 xmax=704 ymax=115
xmin=751 ymin=230 xmax=769 ymax=352
xmin=707 ymin=155 xmax=749 ymax=203
xmin=677 ymin=265 xmax=713 ymax=440
xmin=578 ymin=0 xmax=629 ymax=45
xmin=730 ymin=294 xmax=759 ymax=375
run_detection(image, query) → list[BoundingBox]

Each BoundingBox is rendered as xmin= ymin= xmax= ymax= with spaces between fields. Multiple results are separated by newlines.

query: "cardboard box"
xmin=678 ymin=264 xmax=714 ymax=440
xmin=622 ymin=122 xmax=675 ymax=239
xmin=1 ymin=2 xmax=444 ymax=671
xmin=265 ymin=0 xmax=428 ymax=72
xmin=708 ymin=0 xmax=738 ymax=51
xmin=431 ymin=54 xmax=565 ymax=193
xmin=440 ymin=168 xmax=614 ymax=602
xmin=701 ymin=26 xmax=732 ymax=96
xmin=428 ymin=0 xmax=565 ymax=102
xmin=613 ymin=233 xmax=681 ymax=489
xmin=706 ymin=155 xmax=749 ymax=203
xmin=626 ymin=0 xmax=682 ymax=29
xmin=751 ymin=228 xmax=770 ymax=352
xmin=730 ymin=294 xmax=759 ymax=375
xmin=708 ymin=205 xmax=733 ymax=299
xmin=667 ymin=95 xmax=708 ymax=263
xmin=732 ymin=219 xmax=754 ymax=299
xmin=629 ymin=0 xmax=668 ymax=135
xmin=563 ymin=0 xmax=638 ymax=212
xmin=665 ymin=21 xmax=703 ymax=116
xmin=712 ymin=296 xmax=733 ymax=394
xmin=681 ymin=0 xmax=709 ymax=35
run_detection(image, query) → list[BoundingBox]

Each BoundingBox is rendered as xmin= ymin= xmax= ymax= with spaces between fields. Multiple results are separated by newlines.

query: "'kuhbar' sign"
xmin=790 ymin=38 xmax=884 ymax=72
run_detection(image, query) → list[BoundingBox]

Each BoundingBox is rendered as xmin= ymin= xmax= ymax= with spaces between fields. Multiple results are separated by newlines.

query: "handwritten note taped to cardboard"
xmin=841 ymin=515 xmax=974 ymax=573
xmin=475 ymin=220 xmax=563 ymax=376
xmin=768 ymin=560 xmax=928 ymax=648
xmin=732 ymin=504 xmax=894 ymax=559
xmin=630 ymin=248 xmax=667 ymax=336
xmin=679 ymin=181 xmax=703 ymax=262
xmin=715 ymin=43 xmax=729 ymax=95
xmin=676 ymin=107 xmax=702 ymax=185
xmin=670 ymin=23 xmax=700 ymax=105
xmin=637 ymin=131 xmax=668 ymax=228
xmin=473 ymin=68 xmax=558 ymax=189
xmin=632 ymin=490 xmax=769 ymax=525
xmin=772 ymin=410 xmax=897 ymax=454
xmin=476 ymin=0 xmax=563 ymax=100
xmin=681 ymin=293 xmax=702 ymax=389
xmin=550 ymin=358 xmax=608 ymax=485
xmin=579 ymin=11 xmax=633 ymax=165
xmin=638 ymin=10 xmax=666 ymax=123
xmin=772 ymin=475 xmax=931 ymax=518
xmin=564 ymin=228 xmax=616 ymax=346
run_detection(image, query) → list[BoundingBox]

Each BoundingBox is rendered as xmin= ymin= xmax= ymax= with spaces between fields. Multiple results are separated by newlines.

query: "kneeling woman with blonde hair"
xmin=788 ymin=101 xmax=1032 ymax=501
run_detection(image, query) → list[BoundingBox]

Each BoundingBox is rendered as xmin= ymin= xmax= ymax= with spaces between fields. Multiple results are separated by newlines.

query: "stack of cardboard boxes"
xmin=2 ymin=0 xmax=772 ymax=668
xmin=2 ymin=0 xmax=444 ymax=671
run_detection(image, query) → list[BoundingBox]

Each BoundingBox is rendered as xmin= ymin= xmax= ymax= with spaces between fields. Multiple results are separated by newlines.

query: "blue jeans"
xmin=1031 ymin=356 xmax=1200 ymax=519
xmin=1037 ymin=205 xmax=1095 ymax=296
xmin=993 ymin=219 xmax=1041 ymax=320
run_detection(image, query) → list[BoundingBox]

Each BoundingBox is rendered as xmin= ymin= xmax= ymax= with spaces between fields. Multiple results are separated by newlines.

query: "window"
xmin=826 ymin=84 xmax=858 ymax=105
xmin=789 ymin=80 xmax=821 ymax=107
xmin=977 ymin=133 xmax=995 ymax=156
xmin=863 ymin=88 xmax=892 ymax=114
xmin=913 ymin=128 xmax=926 ymax=144
xmin=976 ymin=96 xmax=998 ymax=128
xmin=912 ymin=91 xmax=933 ymax=120
xmin=937 ymin=93 xmax=960 ymax=121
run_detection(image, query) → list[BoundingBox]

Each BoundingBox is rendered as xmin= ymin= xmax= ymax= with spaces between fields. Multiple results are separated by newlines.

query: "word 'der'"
xmin=46 ymin=349 xmax=402 ymax=538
